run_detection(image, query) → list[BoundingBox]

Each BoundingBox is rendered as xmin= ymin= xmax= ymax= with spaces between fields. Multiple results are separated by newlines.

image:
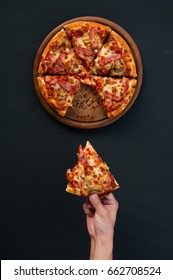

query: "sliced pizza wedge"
xmin=37 ymin=75 xmax=80 ymax=117
xmin=82 ymin=75 xmax=137 ymax=118
xmin=66 ymin=141 xmax=120 ymax=196
xmin=64 ymin=21 xmax=111 ymax=67
xmin=38 ymin=29 xmax=87 ymax=76
xmin=90 ymin=30 xmax=137 ymax=77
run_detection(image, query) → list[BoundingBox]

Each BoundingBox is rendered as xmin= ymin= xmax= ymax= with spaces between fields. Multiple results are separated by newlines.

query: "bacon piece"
xmin=76 ymin=46 xmax=93 ymax=57
xmin=58 ymin=79 xmax=77 ymax=95
xmin=44 ymin=75 xmax=80 ymax=95
xmin=123 ymin=78 xmax=129 ymax=92
xmin=102 ymin=91 xmax=112 ymax=100
xmin=88 ymin=30 xmax=98 ymax=49
xmin=44 ymin=76 xmax=53 ymax=83
xmin=98 ymin=54 xmax=122 ymax=69
xmin=44 ymin=76 xmax=58 ymax=85
xmin=52 ymin=52 xmax=66 ymax=73
xmin=104 ymin=54 xmax=121 ymax=64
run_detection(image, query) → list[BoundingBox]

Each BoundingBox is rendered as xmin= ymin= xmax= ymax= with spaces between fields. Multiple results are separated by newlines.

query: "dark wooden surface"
xmin=0 ymin=0 xmax=173 ymax=260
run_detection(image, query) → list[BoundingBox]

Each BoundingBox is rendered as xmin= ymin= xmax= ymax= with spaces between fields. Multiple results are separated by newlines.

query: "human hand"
xmin=83 ymin=193 xmax=119 ymax=259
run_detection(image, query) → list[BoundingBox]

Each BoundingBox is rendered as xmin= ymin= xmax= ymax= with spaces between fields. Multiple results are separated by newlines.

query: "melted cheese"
xmin=98 ymin=45 xmax=112 ymax=57
xmin=66 ymin=141 xmax=119 ymax=196
xmin=76 ymin=37 xmax=86 ymax=47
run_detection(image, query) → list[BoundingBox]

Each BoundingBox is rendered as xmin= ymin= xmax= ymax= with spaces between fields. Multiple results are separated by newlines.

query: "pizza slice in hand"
xmin=90 ymin=31 xmax=137 ymax=77
xmin=64 ymin=21 xmax=111 ymax=67
xmin=37 ymin=75 xmax=80 ymax=117
xmin=66 ymin=141 xmax=120 ymax=196
xmin=38 ymin=29 xmax=87 ymax=76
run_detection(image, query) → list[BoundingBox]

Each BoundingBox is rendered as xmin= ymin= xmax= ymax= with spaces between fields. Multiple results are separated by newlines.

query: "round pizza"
xmin=35 ymin=19 xmax=139 ymax=121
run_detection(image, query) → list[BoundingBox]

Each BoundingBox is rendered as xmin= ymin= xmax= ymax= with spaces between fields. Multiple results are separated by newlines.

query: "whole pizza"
xmin=34 ymin=18 xmax=142 ymax=127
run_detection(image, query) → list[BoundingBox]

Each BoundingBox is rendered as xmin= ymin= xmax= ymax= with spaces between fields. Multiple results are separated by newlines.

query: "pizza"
xmin=64 ymin=21 xmax=111 ymax=67
xmin=36 ymin=20 xmax=138 ymax=120
xmin=37 ymin=75 xmax=80 ymax=116
xmin=66 ymin=141 xmax=120 ymax=196
xmin=82 ymin=75 xmax=137 ymax=117
xmin=90 ymin=31 xmax=137 ymax=77
xmin=38 ymin=29 xmax=87 ymax=76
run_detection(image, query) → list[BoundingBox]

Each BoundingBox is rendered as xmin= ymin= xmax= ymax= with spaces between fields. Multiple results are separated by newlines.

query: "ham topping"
xmin=58 ymin=79 xmax=78 ymax=95
xmin=76 ymin=46 xmax=93 ymax=57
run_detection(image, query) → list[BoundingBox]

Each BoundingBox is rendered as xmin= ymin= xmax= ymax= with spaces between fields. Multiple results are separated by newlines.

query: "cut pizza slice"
xmin=90 ymin=30 xmax=137 ymax=77
xmin=37 ymin=75 xmax=80 ymax=117
xmin=64 ymin=21 xmax=111 ymax=67
xmin=82 ymin=75 xmax=137 ymax=118
xmin=38 ymin=28 xmax=87 ymax=76
xmin=66 ymin=141 xmax=120 ymax=196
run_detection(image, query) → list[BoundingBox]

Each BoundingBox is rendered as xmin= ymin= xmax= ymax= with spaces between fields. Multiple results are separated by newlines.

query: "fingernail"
xmin=90 ymin=194 xmax=98 ymax=200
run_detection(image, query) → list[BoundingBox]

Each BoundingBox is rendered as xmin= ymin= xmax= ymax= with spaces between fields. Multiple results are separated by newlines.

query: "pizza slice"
xmin=64 ymin=21 xmax=111 ymax=67
xmin=38 ymin=29 xmax=87 ymax=76
xmin=37 ymin=75 xmax=80 ymax=117
xmin=90 ymin=30 xmax=137 ymax=77
xmin=82 ymin=75 xmax=137 ymax=118
xmin=66 ymin=141 xmax=120 ymax=196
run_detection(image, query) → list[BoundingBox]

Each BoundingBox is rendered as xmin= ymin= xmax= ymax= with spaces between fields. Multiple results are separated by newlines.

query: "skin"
xmin=83 ymin=193 xmax=119 ymax=260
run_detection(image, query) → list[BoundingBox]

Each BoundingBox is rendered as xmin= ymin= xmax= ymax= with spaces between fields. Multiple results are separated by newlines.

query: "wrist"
xmin=90 ymin=233 xmax=114 ymax=260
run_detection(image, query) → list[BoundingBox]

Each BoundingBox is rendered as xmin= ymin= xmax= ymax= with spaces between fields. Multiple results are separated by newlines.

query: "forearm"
xmin=90 ymin=234 xmax=114 ymax=260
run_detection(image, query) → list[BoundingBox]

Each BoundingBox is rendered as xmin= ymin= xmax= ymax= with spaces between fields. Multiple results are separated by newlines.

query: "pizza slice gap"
xmin=38 ymin=28 xmax=87 ymax=76
xmin=90 ymin=30 xmax=137 ymax=78
xmin=64 ymin=21 xmax=111 ymax=68
xmin=66 ymin=141 xmax=120 ymax=197
xmin=37 ymin=75 xmax=81 ymax=117
xmin=82 ymin=75 xmax=137 ymax=118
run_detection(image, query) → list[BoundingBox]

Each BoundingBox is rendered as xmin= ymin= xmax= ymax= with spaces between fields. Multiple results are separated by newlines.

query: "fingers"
xmin=83 ymin=193 xmax=119 ymax=217
xmin=83 ymin=203 xmax=95 ymax=217
xmin=102 ymin=193 xmax=119 ymax=209
xmin=89 ymin=194 xmax=105 ymax=214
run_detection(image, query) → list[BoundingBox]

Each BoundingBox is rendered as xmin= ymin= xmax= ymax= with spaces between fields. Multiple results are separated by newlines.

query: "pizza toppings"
xmin=66 ymin=141 xmax=120 ymax=196
xmin=97 ymin=78 xmax=137 ymax=117
xmin=37 ymin=21 xmax=138 ymax=119
xmin=38 ymin=29 xmax=87 ymax=76
xmin=37 ymin=75 xmax=80 ymax=116
xmin=64 ymin=21 xmax=111 ymax=66
xmin=90 ymin=31 xmax=136 ymax=77
xmin=82 ymin=75 xmax=137 ymax=117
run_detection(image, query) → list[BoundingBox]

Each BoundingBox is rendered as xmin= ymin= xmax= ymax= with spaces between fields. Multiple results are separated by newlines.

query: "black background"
xmin=0 ymin=0 xmax=173 ymax=260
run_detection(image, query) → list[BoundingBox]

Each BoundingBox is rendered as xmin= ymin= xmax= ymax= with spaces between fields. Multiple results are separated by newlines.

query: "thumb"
xmin=89 ymin=194 xmax=104 ymax=214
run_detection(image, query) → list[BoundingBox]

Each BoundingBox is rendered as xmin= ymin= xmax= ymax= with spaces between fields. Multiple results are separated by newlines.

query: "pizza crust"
xmin=107 ymin=79 xmax=137 ymax=117
xmin=90 ymin=30 xmax=137 ymax=77
xmin=66 ymin=141 xmax=120 ymax=196
xmin=64 ymin=21 xmax=111 ymax=34
xmin=37 ymin=76 xmax=80 ymax=117
xmin=37 ymin=76 xmax=68 ymax=116
xmin=38 ymin=29 xmax=71 ymax=74
xmin=110 ymin=31 xmax=137 ymax=77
